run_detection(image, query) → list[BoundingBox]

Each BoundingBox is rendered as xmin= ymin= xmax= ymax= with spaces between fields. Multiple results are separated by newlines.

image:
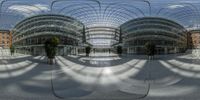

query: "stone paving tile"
xmin=0 ymin=52 xmax=200 ymax=100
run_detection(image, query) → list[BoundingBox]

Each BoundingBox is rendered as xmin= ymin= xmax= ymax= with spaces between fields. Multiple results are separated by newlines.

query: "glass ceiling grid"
xmin=0 ymin=0 xmax=200 ymax=46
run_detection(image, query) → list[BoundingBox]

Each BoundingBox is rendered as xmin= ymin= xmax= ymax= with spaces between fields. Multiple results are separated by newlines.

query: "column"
xmin=73 ymin=47 xmax=75 ymax=55
xmin=164 ymin=47 xmax=168 ymax=54
xmin=174 ymin=47 xmax=177 ymax=53
xmin=76 ymin=48 xmax=78 ymax=55
xmin=127 ymin=47 xmax=129 ymax=54
xmin=63 ymin=46 xmax=66 ymax=56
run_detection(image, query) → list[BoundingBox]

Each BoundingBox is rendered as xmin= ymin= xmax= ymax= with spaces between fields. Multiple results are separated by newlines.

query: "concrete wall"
xmin=192 ymin=49 xmax=200 ymax=58
xmin=186 ymin=49 xmax=200 ymax=58
xmin=0 ymin=49 xmax=10 ymax=56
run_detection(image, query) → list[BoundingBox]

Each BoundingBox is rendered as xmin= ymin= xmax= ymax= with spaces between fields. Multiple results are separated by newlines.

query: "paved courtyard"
xmin=0 ymin=50 xmax=200 ymax=100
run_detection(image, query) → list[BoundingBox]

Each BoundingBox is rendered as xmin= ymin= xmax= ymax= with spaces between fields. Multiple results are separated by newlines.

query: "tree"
xmin=10 ymin=45 xmax=15 ymax=56
xmin=44 ymin=37 xmax=59 ymax=65
xmin=117 ymin=46 xmax=123 ymax=55
xmin=85 ymin=46 xmax=91 ymax=56
xmin=145 ymin=42 xmax=156 ymax=60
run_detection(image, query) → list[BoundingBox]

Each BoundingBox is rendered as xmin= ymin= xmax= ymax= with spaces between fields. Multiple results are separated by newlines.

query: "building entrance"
xmin=92 ymin=48 xmax=112 ymax=54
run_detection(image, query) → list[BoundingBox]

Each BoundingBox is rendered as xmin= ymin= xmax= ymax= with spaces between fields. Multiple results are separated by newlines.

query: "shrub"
xmin=44 ymin=37 xmax=59 ymax=64
xmin=10 ymin=45 xmax=15 ymax=56
xmin=85 ymin=46 xmax=91 ymax=56
xmin=117 ymin=46 xmax=123 ymax=55
xmin=145 ymin=42 xmax=156 ymax=57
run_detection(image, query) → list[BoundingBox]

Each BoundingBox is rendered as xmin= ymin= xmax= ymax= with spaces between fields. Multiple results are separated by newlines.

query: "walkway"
xmin=0 ymin=51 xmax=200 ymax=100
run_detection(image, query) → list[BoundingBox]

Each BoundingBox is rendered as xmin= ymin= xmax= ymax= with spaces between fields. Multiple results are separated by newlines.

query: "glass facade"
xmin=12 ymin=14 xmax=85 ymax=55
xmin=85 ymin=26 xmax=120 ymax=48
xmin=120 ymin=17 xmax=188 ymax=54
xmin=1 ymin=1 xmax=200 ymax=100
xmin=11 ymin=16 xmax=191 ymax=55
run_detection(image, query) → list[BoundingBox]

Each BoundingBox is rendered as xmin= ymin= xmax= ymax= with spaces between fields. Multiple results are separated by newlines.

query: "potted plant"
xmin=117 ymin=46 xmax=123 ymax=56
xmin=145 ymin=42 xmax=156 ymax=60
xmin=44 ymin=36 xmax=59 ymax=65
xmin=85 ymin=46 xmax=91 ymax=56
xmin=10 ymin=45 xmax=15 ymax=56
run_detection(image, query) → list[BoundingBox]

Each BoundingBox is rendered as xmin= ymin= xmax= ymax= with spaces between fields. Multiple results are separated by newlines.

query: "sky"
xmin=0 ymin=0 xmax=200 ymax=29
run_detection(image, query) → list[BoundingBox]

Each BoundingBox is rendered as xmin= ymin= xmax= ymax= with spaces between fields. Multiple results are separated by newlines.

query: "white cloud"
xmin=34 ymin=4 xmax=49 ymax=11
xmin=8 ymin=4 xmax=49 ymax=16
xmin=168 ymin=5 xmax=185 ymax=9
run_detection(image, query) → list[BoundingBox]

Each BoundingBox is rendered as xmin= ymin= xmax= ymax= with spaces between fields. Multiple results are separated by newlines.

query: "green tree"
xmin=10 ymin=45 xmax=15 ymax=56
xmin=145 ymin=42 xmax=156 ymax=60
xmin=85 ymin=46 xmax=91 ymax=56
xmin=44 ymin=37 xmax=59 ymax=64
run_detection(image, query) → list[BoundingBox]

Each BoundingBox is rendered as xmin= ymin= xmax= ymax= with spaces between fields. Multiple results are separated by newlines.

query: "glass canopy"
xmin=0 ymin=0 xmax=200 ymax=46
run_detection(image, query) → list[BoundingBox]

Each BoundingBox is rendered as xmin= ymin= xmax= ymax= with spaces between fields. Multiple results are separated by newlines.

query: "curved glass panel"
xmin=0 ymin=0 xmax=200 ymax=100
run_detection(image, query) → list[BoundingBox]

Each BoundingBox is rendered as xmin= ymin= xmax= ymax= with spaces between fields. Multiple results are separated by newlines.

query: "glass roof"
xmin=0 ymin=0 xmax=200 ymax=46
xmin=0 ymin=0 xmax=199 ymax=29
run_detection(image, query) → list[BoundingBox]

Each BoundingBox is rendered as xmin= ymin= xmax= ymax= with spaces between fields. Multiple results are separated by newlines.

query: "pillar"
xmin=76 ymin=47 xmax=78 ymax=55
xmin=63 ymin=46 xmax=66 ymax=56
xmin=174 ymin=47 xmax=177 ymax=53
xmin=127 ymin=47 xmax=129 ymax=54
xmin=164 ymin=47 xmax=168 ymax=54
